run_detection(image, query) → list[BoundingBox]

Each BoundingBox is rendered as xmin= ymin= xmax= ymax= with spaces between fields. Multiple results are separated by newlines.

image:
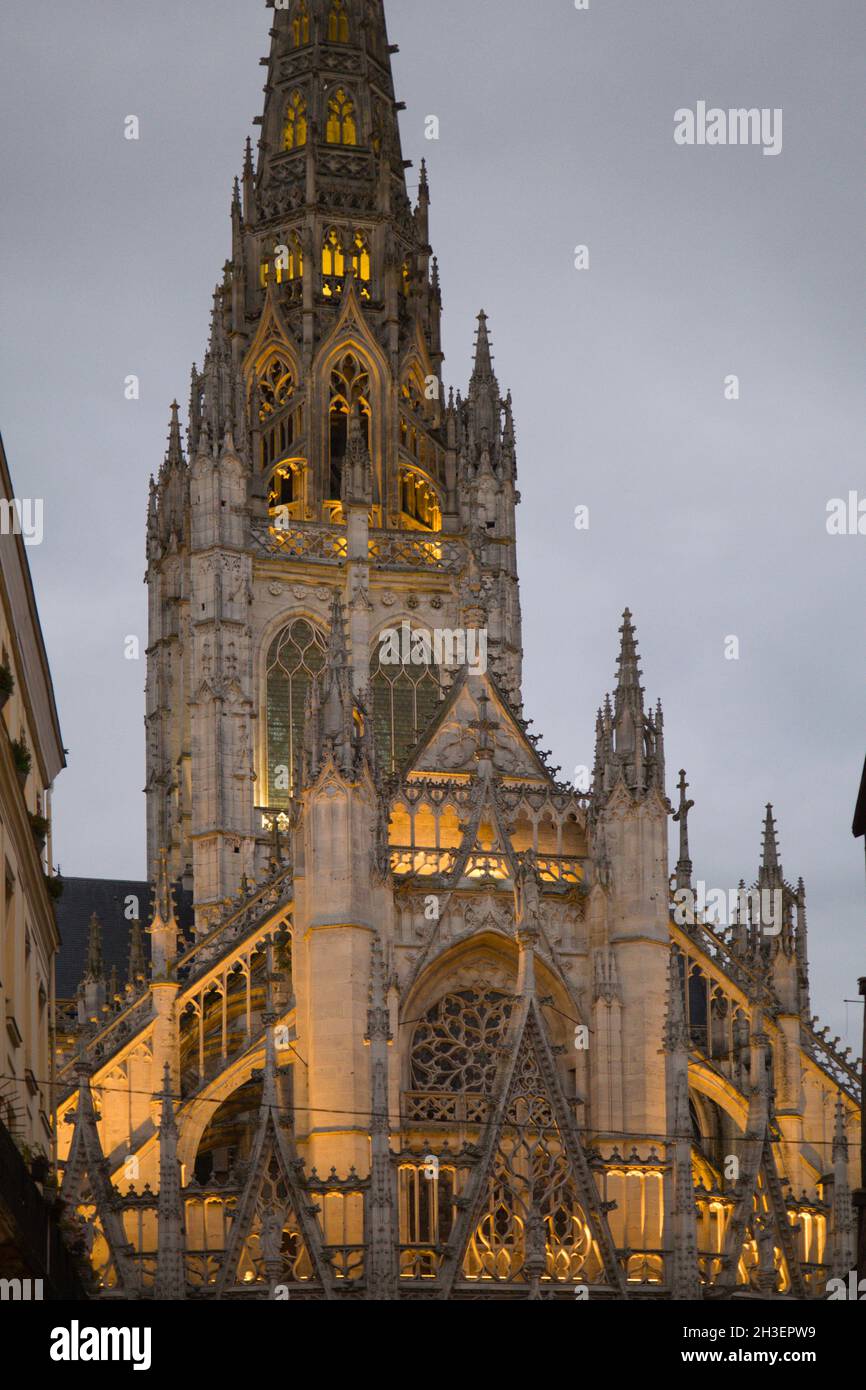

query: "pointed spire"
xmin=673 ymin=770 xmax=695 ymax=892
xmin=165 ymin=400 xmax=184 ymax=468
xmin=663 ymin=946 xmax=701 ymax=1296
xmin=831 ymin=1093 xmax=857 ymax=1278
xmin=615 ymin=608 xmax=643 ymax=700
xmin=126 ymin=917 xmax=146 ymax=990
xmin=85 ymin=913 xmax=104 ymax=981
xmin=148 ymin=849 xmax=179 ymax=980
xmin=471 ymin=310 xmax=495 ymax=382
xmin=155 ymin=1063 xmax=186 ymax=1300
xmin=760 ymin=804 xmax=782 ymax=887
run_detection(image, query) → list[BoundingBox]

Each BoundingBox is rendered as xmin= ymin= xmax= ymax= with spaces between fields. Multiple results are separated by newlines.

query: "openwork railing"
xmin=402 ymin=1091 xmax=489 ymax=1125
xmin=251 ymin=519 xmax=465 ymax=575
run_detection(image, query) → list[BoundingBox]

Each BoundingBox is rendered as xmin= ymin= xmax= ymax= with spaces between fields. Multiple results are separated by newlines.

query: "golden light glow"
xmin=327 ymin=0 xmax=349 ymax=44
xmin=292 ymin=1 xmax=310 ymax=47
xmin=326 ymin=88 xmax=357 ymax=146
xmin=284 ymin=90 xmax=307 ymax=150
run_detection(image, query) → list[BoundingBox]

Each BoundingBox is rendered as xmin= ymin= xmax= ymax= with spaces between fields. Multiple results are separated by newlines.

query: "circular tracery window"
xmin=410 ymin=987 xmax=514 ymax=1094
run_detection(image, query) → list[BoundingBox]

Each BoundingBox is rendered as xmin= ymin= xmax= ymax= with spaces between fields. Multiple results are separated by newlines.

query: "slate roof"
xmin=54 ymin=878 xmax=194 ymax=999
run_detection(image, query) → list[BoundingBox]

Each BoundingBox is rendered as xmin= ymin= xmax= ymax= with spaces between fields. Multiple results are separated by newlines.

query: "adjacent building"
xmin=0 ymin=432 xmax=79 ymax=1295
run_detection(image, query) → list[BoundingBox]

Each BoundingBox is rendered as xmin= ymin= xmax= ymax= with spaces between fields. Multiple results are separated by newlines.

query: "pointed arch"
xmin=327 ymin=349 xmax=371 ymax=504
xmin=438 ymin=998 xmax=627 ymax=1296
xmin=370 ymin=620 xmax=442 ymax=773
xmin=264 ymin=616 xmax=329 ymax=805
xmin=327 ymin=0 xmax=350 ymax=43
xmin=291 ymin=0 xmax=310 ymax=47
xmin=283 ymin=89 xmax=307 ymax=150
xmin=326 ymin=86 xmax=357 ymax=146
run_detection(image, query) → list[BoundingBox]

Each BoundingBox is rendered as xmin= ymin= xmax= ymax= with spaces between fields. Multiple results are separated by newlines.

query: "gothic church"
xmin=56 ymin=0 xmax=861 ymax=1300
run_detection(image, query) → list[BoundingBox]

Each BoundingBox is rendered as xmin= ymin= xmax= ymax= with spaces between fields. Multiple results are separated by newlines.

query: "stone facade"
xmin=56 ymin=0 xmax=861 ymax=1300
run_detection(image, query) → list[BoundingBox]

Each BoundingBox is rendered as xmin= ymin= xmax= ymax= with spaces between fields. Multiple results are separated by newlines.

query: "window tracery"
xmin=265 ymin=619 xmax=329 ymax=805
xmin=291 ymin=0 xmax=310 ymax=47
xmin=370 ymin=636 xmax=440 ymax=773
xmin=284 ymin=90 xmax=308 ymax=150
xmin=327 ymin=0 xmax=350 ymax=43
xmin=410 ymin=987 xmax=514 ymax=1094
xmin=328 ymin=353 xmax=371 ymax=499
xmin=326 ymin=87 xmax=357 ymax=146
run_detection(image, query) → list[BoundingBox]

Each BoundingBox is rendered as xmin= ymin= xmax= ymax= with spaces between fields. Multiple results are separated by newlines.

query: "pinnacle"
xmin=165 ymin=400 xmax=185 ymax=467
xmin=471 ymin=309 xmax=495 ymax=380
xmin=615 ymin=609 xmax=642 ymax=690
xmin=761 ymin=803 xmax=781 ymax=877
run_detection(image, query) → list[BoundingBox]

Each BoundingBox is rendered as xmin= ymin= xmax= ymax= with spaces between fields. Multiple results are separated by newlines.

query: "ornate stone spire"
xmin=672 ymin=769 xmax=695 ymax=891
xmin=760 ymin=804 xmax=782 ymax=888
xmin=831 ymin=1094 xmax=856 ymax=1278
xmin=365 ymin=934 xmax=397 ymax=1299
xmin=663 ymin=946 xmax=701 ymax=1299
xmin=155 ymin=1063 xmax=186 ymax=1300
xmin=594 ymin=611 xmax=665 ymax=799
xmin=148 ymin=849 xmax=179 ymax=980
xmin=126 ymin=917 xmax=146 ymax=992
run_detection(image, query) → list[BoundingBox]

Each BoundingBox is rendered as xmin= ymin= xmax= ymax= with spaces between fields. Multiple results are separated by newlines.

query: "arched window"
xmin=327 ymin=0 xmax=350 ymax=43
xmin=370 ymin=633 xmax=441 ymax=772
xmin=284 ymin=90 xmax=307 ymax=150
xmin=326 ymin=87 xmax=357 ymax=146
xmin=349 ymin=231 xmax=372 ymax=295
xmin=257 ymin=357 xmax=294 ymax=422
xmin=321 ymin=228 xmax=346 ymax=297
xmin=260 ymin=236 xmax=304 ymax=289
xmin=255 ymin=356 xmax=305 ymax=475
xmin=265 ymin=619 xmax=329 ymax=805
xmin=291 ymin=0 xmax=310 ymax=47
xmin=328 ymin=353 xmax=370 ymax=499
xmin=399 ymin=467 xmax=441 ymax=532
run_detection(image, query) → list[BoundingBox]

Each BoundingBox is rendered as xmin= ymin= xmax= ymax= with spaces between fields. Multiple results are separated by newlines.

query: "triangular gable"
xmin=715 ymin=1077 xmax=807 ymax=1298
xmin=215 ymin=1088 xmax=333 ymax=1297
xmin=438 ymin=996 xmax=626 ymax=1297
xmin=242 ymin=285 xmax=299 ymax=378
xmin=716 ymin=1130 xmax=807 ymax=1298
xmin=405 ymin=669 xmax=552 ymax=784
xmin=61 ymin=1072 xmax=138 ymax=1293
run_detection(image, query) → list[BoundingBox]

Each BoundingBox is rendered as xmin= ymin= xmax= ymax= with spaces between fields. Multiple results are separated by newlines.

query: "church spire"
xmin=760 ymin=803 xmax=782 ymax=886
xmin=254 ymin=0 xmax=407 ymax=225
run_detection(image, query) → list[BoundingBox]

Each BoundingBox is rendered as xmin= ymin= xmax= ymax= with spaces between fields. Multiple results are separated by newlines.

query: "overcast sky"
xmin=0 ymin=0 xmax=863 ymax=1045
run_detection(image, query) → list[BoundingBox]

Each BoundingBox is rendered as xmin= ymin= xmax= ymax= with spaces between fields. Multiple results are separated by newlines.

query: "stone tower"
xmin=144 ymin=0 xmax=522 ymax=930
xmin=56 ymin=0 xmax=860 ymax=1302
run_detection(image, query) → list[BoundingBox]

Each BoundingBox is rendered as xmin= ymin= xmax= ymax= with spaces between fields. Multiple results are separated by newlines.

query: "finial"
xmin=673 ymin=769 xmax=695 ymax=891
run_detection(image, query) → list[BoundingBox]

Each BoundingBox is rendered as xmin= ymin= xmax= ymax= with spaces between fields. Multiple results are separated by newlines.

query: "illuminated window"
xmin=265 ymin=619 xmax=328 ymax=805
xmin=328 ymin=353 xmax=370 ymax=498
xmin=322 ymin=228 xmax=346 ymax=293
xmin=291 ymin=0 xmax=310 ymax=46
xmin=399 ymin=467 xmax=441 ymax=532
xmin=349 ymin=231 xmax=371 ymax=297
xmin=402 ymin=260 xmax=411 ymax=297
xmin=284 ymin=90 xmax=307 ymax=150
xmin=260 ymin=239 xmax=303 ymax=289
xmin=371 ymin=637 xmax=441 ymax=772
xmin=327 ymin=0 xmax=350 ymax=43
xmin=326 ymin=87 xmax=357 ymax=146
xmin=257 ymin=357 xmax=294 ymax=423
